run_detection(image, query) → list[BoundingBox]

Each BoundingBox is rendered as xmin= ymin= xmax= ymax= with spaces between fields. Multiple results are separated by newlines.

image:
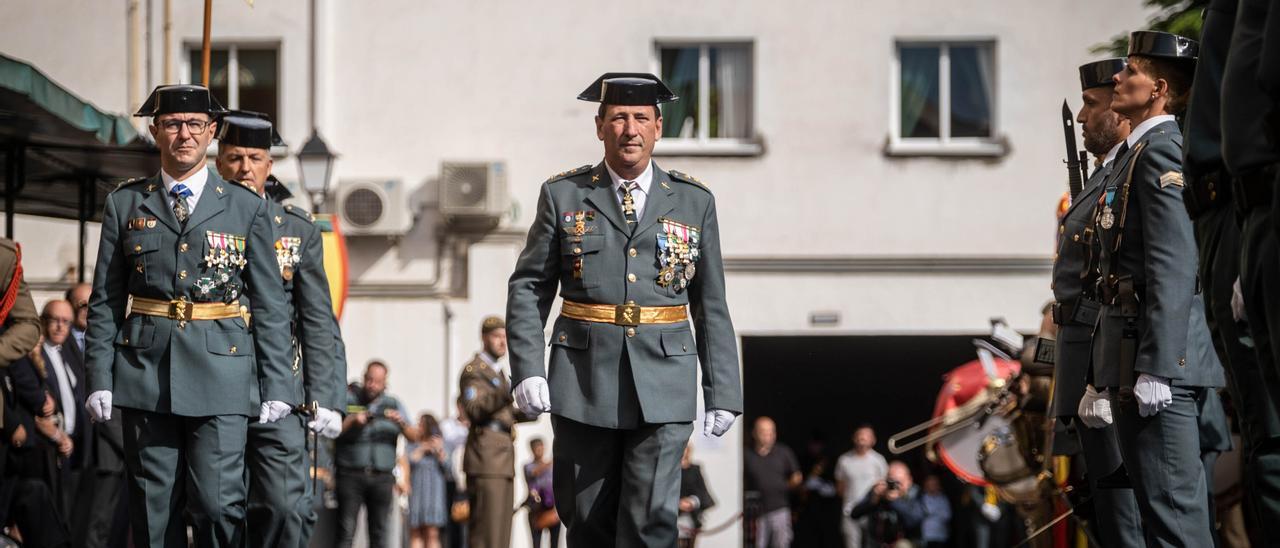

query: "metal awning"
xmin=0 ymin=53 xmax=159 ymax=280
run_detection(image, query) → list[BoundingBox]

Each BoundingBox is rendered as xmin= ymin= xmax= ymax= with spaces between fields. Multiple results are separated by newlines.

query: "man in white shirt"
xmin=40 ymin=299 xmax=92 ymax=538
xmin=834 ymin=425 xmax=887 ymax=548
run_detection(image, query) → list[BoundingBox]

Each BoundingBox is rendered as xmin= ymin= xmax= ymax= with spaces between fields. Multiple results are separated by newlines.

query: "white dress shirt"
xmin=1102 ymin=139 xmax=1125 ymax=168
xmin=604 ymin=160 xmax=654 ymax=222
xmin=44 ymin=342 xmax=77 ymax=435
xmin=161 ymin=165 xmax=210 ymax=214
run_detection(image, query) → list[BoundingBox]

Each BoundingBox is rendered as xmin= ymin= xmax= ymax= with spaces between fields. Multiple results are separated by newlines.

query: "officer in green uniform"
xmin=1090 ymin=32 xmax=1223 ymax=547
xmin=1052 ymin=58 xmax=1143 ymax=548
xmin=83 ymin=84 xmax=296 ymax=548
xmin=458 ymin=316 xmax=530 ymax=548
xmin=506 ymin=73 xmax=743 ymax=547
xmin=212 ymin=111 xmax=347 ymax=548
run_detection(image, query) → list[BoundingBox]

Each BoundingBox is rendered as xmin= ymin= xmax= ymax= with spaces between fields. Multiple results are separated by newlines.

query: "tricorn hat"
xmin=216 ymin=110 xmax=285 ymax=149
xmin=577 ymin=72 xmax=679 ymax=105
xmin=134 ymin=84 xmax=228 ymax=117
xmin=1079 ymin=58 xmax=1127 ymax=90
xmin=1127 ymin=31 xmax=1198 ymax=63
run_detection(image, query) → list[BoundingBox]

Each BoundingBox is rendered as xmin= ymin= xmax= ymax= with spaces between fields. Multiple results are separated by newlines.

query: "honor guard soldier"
xmin=458 ymin=316 xmax=529 ymax=548
xmin=1187 ymin=0 xmax=1280 ymax=539
xmin=213 ymin=111 xmax=347 ymax=548
xmin=506 ymin=73 xmax=743 ymax=547
xmin=1053 ymin=58 xmax=1144 ymax=548
xmin=82 ymin=85 xmax=296 ymax=548
xmin=1091 ymin=32 xmax=1225 ymax=546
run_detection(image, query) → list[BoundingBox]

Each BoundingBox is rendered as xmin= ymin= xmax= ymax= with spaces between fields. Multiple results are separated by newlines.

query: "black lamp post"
xmin=296 ymin=129 xmax=335 ymax=212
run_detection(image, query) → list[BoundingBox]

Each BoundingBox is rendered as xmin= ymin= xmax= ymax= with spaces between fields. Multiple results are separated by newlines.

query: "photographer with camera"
xmin=335 ymin=360 xmax=421 ymax=548
xmin=847 ymin=461 xmax=924 ymax=548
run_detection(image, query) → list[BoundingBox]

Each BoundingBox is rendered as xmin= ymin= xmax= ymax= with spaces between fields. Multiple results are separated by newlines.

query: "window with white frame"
xmin=655 ymin=41 xmax=759 ymax=155
xmin=890 ymin=40 xmax=1001 ymax=156
xmin=186 ymin=45 xmax=280 ymax=125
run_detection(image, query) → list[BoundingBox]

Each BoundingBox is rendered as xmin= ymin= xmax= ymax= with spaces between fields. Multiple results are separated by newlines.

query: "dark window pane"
xmin=189 ymin=48 xmax=229 ymax=110
xmin=709 ymin=45 xmax=752 ymax=139
xmin=950 ymin=45 xmax=993 ymax=138
xmin=899 ymin=46 xmax=940 ymax=139
xmin=237 ymin=48 xmax=280 ymax=125
xmin=660 ymin=47 xmax=700 ymax=139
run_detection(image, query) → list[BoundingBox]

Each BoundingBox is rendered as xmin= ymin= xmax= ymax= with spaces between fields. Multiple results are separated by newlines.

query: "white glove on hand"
xmin=1232 ymin=277 xmax=1247 ymax=323
xmin=1134 ymin=373 xmax=1173 ymax=417
xmin=86 ymin=390 xmax=112 ymax=422
xmin=1076 ymin=385 xmax=1113 ymax=429
xmin=259 ymin=400 xmax=294 ymax=424
xmin=513 ymin=377 xmax=551 ymax=417
xmin=980 ymin=502 xmax=1002 ymax=522
xmin=309 ymin=407 xmax=343 ymax=439
xmin=703 ymin=409 xmax=736 ymax=437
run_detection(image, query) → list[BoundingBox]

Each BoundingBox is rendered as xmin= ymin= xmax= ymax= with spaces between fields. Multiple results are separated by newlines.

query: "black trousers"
xmin=334 ymin=467 xmax=394 ymax=548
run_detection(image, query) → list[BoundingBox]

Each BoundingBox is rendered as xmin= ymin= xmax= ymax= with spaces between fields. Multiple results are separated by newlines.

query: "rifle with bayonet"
xmin=1062 ymin=100 xmax=1089 ymax=199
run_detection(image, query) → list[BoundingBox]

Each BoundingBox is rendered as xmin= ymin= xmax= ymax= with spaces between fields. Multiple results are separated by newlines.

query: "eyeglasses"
xmin=157 ymin=119 xmax=212 ymax=135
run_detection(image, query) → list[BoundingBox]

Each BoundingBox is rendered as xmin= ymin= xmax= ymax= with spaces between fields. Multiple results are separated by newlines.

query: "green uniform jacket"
xmin=507 ymin=162 xmax=743 ymax=428
xmin=1091 ymin=123 xmax=1225 ymax=388
xmin=84 ymin=168 xmax=295 ymax=416
xmin=267 ymin=200 xmax=345 ymax=411
xmin=1050 ymin=163 xmax=1109 ymax=417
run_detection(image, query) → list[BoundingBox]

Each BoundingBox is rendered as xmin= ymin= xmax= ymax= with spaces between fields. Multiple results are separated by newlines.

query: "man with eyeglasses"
xmin=36 ymin=300 xmax=92 ymax=538
xmin=82 ymin=84 xmax=294 ymax=548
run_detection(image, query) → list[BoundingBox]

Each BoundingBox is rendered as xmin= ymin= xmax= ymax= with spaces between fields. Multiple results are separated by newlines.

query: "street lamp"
xmin=297 ymin=129 xmax=336 ymax=212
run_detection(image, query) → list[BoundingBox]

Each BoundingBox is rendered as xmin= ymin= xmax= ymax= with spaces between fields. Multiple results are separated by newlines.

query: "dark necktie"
xmin=171 ymin=183 xmax=193 ymax=226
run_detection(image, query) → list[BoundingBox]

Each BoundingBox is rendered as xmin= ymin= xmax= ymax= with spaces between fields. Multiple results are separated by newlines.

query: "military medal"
xmin=1100 ymin=206 xmax=1114 ymax=229
xmin=275 ymin=237 xmax=302 ymax=281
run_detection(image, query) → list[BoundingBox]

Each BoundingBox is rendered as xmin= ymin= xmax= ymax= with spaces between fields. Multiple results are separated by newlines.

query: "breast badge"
xmin=656 ymin=218 xmax=701 ymax=292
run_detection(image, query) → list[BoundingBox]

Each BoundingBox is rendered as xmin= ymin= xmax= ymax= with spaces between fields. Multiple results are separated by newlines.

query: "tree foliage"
xmin=1093 ymin=0 xmax=1209 ymax=56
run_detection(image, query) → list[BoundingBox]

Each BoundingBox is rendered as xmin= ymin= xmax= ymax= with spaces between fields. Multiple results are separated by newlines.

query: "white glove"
xmin=703 ymin=409 xmax=736 ymax=437
xmin=259 ymin=400 xmax=294 ymax=424
xmin=86 ymin=390 xmax=112 ymax=422
xmin=1232 ymin=277 xmax=1247 ymax=323
xmin=513 ymin=377 xmax=551 ymax=417
xmin=309 ymin=407 xmax=343 ymax=439
xmin=980 ymin=502 xmax=1002 ymax=522
xmin=1134 ymin=373 xmax=1173 ymax=417
xmin=1076 ymin=385 xmax=1113 ymax=429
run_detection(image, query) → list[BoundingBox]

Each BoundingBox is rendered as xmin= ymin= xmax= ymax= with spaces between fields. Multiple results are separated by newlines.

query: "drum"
xmin=927 ymin=357 xmax=1021 ymax=486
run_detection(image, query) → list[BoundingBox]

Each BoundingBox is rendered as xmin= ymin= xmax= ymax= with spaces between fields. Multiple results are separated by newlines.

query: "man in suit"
xmin=82 ymin=84 xmax=295 ymax=548
xmin=213 ymin=110 xmax=345 ymax=548
xmin=37 ymin=300 xmax=92 ymax=532
xmin=1055 ymin=58 xmax=1144 ymax=548
xmin=506 ymin=72 xmax=743 ymax=547
xmin=1091 ymin=31 xmax=1223 ymax=546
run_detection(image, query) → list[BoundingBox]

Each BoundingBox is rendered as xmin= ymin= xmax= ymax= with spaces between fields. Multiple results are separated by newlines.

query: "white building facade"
xmin=1 ymin=1 xmax=1150 ymax=546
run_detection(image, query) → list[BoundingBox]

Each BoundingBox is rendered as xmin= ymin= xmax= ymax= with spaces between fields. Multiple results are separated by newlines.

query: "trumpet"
xmin=887 ymin=378 xmax=1015 ymax=454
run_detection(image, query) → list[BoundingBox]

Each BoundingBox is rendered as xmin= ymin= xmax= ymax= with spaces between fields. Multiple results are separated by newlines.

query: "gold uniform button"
xmin=629 ymin=248 xmax=637 ymax=257
xmin=179 ymin=270 xmax=187 ymax=279
xmin=122 ymin=337 xmax=130 ymax=345
xmin=573 ymin=247 xmax=582 ymax=254
xmin=627 ymin=273 xmax=637 ymax=283
xmin=626 ymin=327 xmax=636 ymax=337
xmin=682 ymin=344 xmax=689 ymax=352
xmin=1058 ymin=226 xmax=1064 ymax=235
xmin=134 ymin=244 xmax=142 ymax=252
xmin=1178 ymin=357 xmax=1186 ymax=366
xmin=1072 ymin=234 xmax=1080 ymax=242
xmin=180 ymin=242 xmax=189 ymax=252
xmin=558 ymin=333 xmax=567 ymax=343
xmin=230 ymin=345 xmax=237 ymax=354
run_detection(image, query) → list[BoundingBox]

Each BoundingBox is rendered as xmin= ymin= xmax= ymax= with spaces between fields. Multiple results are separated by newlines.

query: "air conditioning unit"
xmin=439 ymin=161 xmax=508 ymax=229
xmin=335 ymin=179 xmax=411 ymax=236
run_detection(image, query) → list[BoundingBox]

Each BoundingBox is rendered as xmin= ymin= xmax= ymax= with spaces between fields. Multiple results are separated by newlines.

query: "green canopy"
xmin=0 ymin=53 xmax=139 ymax=145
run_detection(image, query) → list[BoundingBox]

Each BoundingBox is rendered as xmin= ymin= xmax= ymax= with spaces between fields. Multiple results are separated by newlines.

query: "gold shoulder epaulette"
xmin=284 ymin=204 xmax=315 ymax=223
xmin=667 ymin=169 xmax=708 ymax=189
xmin=115 ymin=176 xmax=148 ymax=190
xmin=545 ymin=164 xmax=593 ymax=184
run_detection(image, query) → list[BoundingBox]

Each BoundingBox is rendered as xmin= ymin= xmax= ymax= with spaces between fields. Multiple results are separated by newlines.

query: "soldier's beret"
xmin=134 ymin=84 xmax=227 ymax=117
xmin=578 ymin=73 xmax=679 ymax=106
xmin=481 ymin=316 xmax=505 ymax=334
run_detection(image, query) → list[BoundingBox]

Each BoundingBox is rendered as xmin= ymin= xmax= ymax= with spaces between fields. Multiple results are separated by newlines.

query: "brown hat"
xmin=481 ymin=316 xmax=505 ymax=334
